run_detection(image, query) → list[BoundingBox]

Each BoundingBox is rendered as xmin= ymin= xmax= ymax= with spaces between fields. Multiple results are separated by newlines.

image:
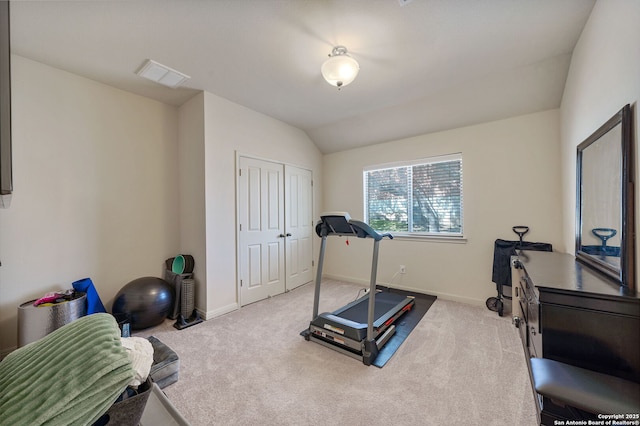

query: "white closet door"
xmin=238 ymin=157 xmax=285 ymax=306
xmin=284 ymin=165 xmax=313 ymax=290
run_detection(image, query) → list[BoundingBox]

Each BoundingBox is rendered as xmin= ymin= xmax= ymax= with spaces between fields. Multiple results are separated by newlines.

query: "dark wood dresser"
xmin=511 ymin=250 xmax=640 ymax=425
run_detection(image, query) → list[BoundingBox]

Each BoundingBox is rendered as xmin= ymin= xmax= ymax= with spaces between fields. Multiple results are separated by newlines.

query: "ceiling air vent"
xmin=135 ymin=59 xmax=190 ymax=88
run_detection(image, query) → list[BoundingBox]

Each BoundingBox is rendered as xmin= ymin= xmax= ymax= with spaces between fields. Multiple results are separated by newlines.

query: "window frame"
xmin=363 ymin=153 xmax=465 ymax=241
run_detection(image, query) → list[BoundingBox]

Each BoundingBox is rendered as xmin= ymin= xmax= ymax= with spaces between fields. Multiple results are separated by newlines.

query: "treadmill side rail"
xmin=376 ymin=325 xmax=396 ymax=349
xmin=372 ymin=295 xmax=415 ymax=329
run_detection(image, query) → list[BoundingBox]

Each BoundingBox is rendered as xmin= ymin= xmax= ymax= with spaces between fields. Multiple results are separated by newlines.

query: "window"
xmin=363 ymin=153 xmax=463 ymax=237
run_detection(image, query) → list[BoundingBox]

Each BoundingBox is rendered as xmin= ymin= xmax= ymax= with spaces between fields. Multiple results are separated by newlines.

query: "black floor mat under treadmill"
xmin=372 ymin=287 xmax=437 ymax=368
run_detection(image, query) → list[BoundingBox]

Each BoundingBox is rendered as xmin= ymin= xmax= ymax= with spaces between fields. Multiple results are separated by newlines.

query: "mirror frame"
xmin=575 ymin=104 xmax=635 ymax=292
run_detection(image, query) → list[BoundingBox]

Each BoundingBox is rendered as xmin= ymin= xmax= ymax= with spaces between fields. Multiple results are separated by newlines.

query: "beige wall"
xmin=0 ymin=58 xmax=323 ymax=354
xmin=0 ymin=56 xmax=180 ymax=353
xmin=176 ymin=91 xmax=324 ymax=319
xmin=177 ymin=93 xmax=207 ymax=314
xmin=560 ymin=0 xmax=640 ymax=291
xmin=322 ymin=110 xmax=562 ymax=305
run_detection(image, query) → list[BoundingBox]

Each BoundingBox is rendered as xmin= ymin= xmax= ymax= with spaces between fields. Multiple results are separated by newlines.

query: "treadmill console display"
xmin=322 ymin=215 xmax=353 ymax=235
xmin=316 ymin=212 xmax=391 ymax=241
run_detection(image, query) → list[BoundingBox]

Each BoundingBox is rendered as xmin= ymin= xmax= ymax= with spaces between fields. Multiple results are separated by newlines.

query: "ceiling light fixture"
xmin=321 ymin=46 xmax=359 ymax=89
xmin=136 ymin=59 xmax=190 ymax=89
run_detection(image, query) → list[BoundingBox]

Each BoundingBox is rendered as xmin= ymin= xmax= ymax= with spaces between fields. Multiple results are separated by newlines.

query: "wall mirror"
xmin=576 ymin=104 xmax=635 ymax=292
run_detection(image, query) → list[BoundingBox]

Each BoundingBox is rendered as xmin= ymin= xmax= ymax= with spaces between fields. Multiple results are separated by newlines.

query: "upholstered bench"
xmin=530 ymin=357 xmax=640 ymax=415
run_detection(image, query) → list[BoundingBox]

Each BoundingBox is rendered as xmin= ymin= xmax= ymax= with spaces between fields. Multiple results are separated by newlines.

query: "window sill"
xmin=390 ymin=234 xmax=467 ymax=243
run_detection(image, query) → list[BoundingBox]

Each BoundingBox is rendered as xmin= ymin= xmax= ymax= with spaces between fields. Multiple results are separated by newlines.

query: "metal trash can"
xmin=17 ymin=292 xmax=87 ymax=347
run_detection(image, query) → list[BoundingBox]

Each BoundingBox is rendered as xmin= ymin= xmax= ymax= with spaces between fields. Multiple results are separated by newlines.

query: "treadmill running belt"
xmin=336 ymin=292 xmax=410 ymax=323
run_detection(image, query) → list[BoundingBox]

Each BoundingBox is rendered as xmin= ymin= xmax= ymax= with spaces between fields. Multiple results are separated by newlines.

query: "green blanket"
xmin=0 ymin=313 xmax=134 ymax=426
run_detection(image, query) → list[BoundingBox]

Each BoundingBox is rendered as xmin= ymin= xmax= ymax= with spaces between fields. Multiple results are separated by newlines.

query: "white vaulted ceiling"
xmin=9 ymin=0 xmax=595 ymax=153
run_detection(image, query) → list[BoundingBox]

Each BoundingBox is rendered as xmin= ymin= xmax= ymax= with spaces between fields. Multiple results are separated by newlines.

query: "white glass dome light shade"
xmin=321 ymin=47 xmax=360 ymax=88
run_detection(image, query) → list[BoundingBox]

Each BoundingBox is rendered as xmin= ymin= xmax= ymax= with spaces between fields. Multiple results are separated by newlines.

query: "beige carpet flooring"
xmin=136 ymin=280 xmax=538 ymax=426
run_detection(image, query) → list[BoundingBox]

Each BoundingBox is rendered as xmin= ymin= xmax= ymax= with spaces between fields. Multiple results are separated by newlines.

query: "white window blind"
xmin=363 ymin=153 xmax=463 ymax=236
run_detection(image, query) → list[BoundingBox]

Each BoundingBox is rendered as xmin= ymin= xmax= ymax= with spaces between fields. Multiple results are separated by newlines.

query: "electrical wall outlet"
xmin=400 ymin=265 xmax=406 ymax=274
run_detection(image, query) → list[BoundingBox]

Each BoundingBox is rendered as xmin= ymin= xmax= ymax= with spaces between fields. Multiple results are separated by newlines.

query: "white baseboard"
xmin=322 ymin=273 xmax=486 ymax=307
xmin=322 ymin=274 xmax=367 ymax=285
xmin=201 ymin=302 xmax=238 ymax=321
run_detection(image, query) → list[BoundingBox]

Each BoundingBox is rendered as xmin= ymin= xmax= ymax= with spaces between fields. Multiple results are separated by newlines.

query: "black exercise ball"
xmin=112 ymin=277 xmax=174 ymax=330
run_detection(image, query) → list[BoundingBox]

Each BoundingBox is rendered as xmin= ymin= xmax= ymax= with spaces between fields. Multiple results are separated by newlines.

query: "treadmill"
xmin=302 ymin=212 xmax=415 ymax=365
